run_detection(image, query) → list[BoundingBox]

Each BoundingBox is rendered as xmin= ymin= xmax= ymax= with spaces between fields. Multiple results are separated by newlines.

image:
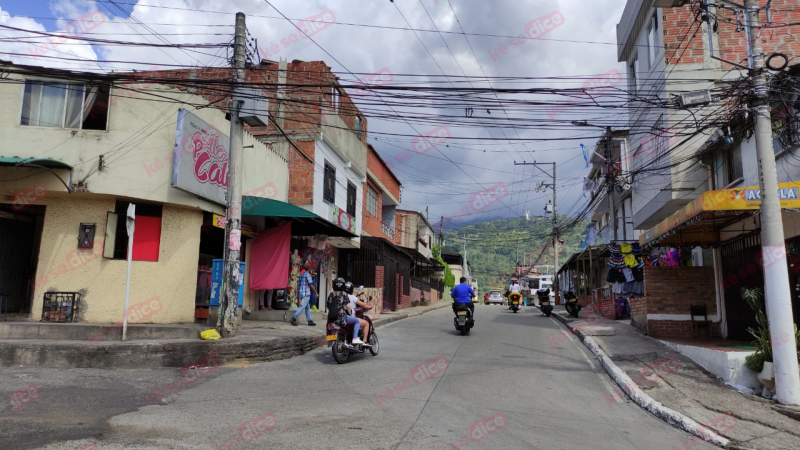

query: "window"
xmin=629 ymin=54 xmax=639 ymax=93
xmin=104 ymin=201 xmax=162 ymax=261
xmin=329 ymin=87 xmax=341 ymax=112
xmin=712 ymin=144 xmax=743 ymax=188
xmin=367 ymin=186 xmax=378 ymax=217
xmin=355 ymin=116 xmax=361 ymax=139
xmin=647 ymin=14 xmax=658 ymax=67
xmin=323 ymin=163 xmax=336 ymax=203
xmin=726 ymin=144 xmax=743 ymax=183
xmin=21 ymin=81 xmax=110 ymax=130
xmin=346 ymin=182 xmax=357 ymax=217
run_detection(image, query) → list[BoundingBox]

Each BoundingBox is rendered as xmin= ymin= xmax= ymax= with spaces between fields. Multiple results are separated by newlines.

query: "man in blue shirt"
xmin=451 ymin=277 xmax=475 ymax=317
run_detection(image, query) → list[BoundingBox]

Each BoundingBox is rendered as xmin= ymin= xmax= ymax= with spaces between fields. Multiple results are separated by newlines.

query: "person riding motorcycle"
xmin=344 ymin=281 xmax=372 ymax=345
xmin=505 ymin=278 xmax=522 ymax=309
xmin=451 ymin=276 xmax=475 ymax=317
xmin=326 ymin=278 xmax=365 ymax=345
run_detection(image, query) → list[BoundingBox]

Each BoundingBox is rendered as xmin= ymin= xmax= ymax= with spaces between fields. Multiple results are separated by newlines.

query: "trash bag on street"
xmin=200 ymin=329 xmax=221 ymax=340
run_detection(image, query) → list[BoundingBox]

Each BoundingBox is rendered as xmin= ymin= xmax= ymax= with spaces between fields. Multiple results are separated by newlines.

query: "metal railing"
xmin=381 ymin=222 xmax=396 ymax=240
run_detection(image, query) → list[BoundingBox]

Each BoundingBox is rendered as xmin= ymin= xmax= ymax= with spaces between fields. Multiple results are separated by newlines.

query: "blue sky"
xmin=3 ymin=0 xmax=134 ymax=29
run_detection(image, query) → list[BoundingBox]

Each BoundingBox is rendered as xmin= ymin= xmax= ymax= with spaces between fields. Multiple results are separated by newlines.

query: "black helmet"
xmin=332 ymin=277 xmax=346 ymax=291
xmin=344 ymin=281 xmax=354 ymax=295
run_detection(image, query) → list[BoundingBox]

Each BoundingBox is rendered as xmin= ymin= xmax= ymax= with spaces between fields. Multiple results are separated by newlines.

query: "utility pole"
xmin=515 ymin=161 xmax=558 ymax=299
xmin=462 ymin=234 xmax=468 ymax=283
xmin=218 ymin=12 xmax=246 ymax=338
xmin=744 ymin=0 xmax=800 ymax=405
xmin=605 ymin=126 xmax=618 ymax=241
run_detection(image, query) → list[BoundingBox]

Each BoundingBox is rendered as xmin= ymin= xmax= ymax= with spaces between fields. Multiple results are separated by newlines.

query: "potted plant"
xmin=741 ymin=287 xmax=776 ymax=397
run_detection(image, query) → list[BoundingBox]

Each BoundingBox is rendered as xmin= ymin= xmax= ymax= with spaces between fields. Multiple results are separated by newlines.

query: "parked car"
xmin=487 ymin=290 xmax=504 ymax=305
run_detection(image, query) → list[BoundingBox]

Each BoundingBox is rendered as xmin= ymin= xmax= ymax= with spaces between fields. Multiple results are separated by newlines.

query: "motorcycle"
xmin=537 ymin=289 xmax=553 ymax=317
xmin=564 ymin=290 xmax=581 ymax=317
xmin=326 ymin=305 xmax=379 ymax=364
xmin=509 ymin=292 xmax=522 ymax=313
xmin=453 ymin=302 xmax=474 ymax=336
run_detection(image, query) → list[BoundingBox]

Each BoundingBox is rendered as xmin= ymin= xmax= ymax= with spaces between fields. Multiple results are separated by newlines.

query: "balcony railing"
xmin=382 ymin=222 xmax=396 ymax=240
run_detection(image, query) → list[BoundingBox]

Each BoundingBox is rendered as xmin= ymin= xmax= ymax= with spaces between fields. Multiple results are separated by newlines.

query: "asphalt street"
xmin=1 ymin=305 xmax=719 ymax=450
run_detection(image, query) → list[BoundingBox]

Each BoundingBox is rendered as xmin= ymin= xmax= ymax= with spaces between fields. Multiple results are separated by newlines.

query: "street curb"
xmin=0 ymin=303 xmax=450 ymax=369
xmin=550 ymin=311 xmax=732 ymax=449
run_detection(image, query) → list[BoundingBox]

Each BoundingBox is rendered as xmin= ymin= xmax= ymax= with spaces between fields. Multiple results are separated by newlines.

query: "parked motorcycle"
xmin=509 ymin=292 xmax=522 ymax=313
xmin=453 ymin=302 xmax=474 ymax=335
xmin=537 ymin=288 xmax=553 ymax=317
xmin=564 ymin=290 xmax=581 ymax=317
xmin=326 ymin=306 xmax=379 ymax=364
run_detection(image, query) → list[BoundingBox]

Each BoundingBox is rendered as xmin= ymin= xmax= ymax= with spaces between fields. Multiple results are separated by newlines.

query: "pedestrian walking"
xmin=291 ymin=260 xmax=318 ymax=326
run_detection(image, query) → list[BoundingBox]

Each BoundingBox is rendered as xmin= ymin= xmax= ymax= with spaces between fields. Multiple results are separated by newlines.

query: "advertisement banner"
xmin=171 ymin=109 xmax=229 ymax=205
xmin=332 ymin=206 xmax=356 ymax=233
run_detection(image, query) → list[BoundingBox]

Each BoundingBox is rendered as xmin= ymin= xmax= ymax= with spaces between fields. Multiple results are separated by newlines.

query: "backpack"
xmin=326 ymin=291 xmax=349 ymax=322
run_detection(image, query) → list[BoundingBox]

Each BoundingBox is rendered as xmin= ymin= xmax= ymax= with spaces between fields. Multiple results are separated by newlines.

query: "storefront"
xmin=639 ymin=181 xmax=800 ymax=339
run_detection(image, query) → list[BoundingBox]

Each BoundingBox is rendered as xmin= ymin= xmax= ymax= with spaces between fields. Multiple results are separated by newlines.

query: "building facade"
xmin=0 ymin=62 xmax=288 ymax=324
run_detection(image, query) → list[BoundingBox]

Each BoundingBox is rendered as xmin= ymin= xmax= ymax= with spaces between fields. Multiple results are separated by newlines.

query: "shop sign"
xmin=211 ymin=214 xmax=257 ymax=238
xmin=642 ymin=181 xmax=800 ymax=244
xmin=171 ymin=109 xmax=229 ymax=205
xmin=332 ymin=206 xmax=356 ymax=233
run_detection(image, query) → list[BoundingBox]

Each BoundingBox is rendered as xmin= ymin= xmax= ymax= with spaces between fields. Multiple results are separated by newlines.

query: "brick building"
xmin=608 ymin=0 xmax=800 ymax=340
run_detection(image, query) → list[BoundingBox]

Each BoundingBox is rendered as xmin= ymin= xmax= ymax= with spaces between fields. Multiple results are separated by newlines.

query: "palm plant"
xmin=742 ymin=287 xmax=772 ymax=372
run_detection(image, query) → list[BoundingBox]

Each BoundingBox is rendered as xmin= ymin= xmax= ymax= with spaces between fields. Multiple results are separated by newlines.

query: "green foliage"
xmin=741 ymin=287 xmax=800 ymax=372
xmin=443 ymin=217 xmax=587 ymax=293
xmin=432 ymin=244 xmax=455 ymax=289
xmin=745 ymin=351 xmax=766 ymax=373
xmin=742 ymin=287 xmax=771 ymax=371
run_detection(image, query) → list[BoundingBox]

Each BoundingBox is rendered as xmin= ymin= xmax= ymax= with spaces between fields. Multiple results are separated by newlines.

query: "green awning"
xmin=242 ymin=196 xmax=356 ymax=238
xmin=0 ymin=157 xmax=73 ymax=169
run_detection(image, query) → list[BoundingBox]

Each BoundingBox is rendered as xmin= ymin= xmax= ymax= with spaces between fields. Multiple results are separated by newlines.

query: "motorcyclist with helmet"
xmin=326 ymin=278 xmax=365 ymax=345
xmin=505 ymin=277 xmax=522 ymax=309
xmin=344 ymin=281 xmax=372 ymax=346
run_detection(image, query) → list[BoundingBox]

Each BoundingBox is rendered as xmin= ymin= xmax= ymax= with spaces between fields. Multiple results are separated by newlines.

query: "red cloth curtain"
xmin=249 ymin=221 xmax=292 ymax=290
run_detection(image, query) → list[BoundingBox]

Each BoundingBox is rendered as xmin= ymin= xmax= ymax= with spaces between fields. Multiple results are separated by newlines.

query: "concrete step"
xmin=243 ymin=309 xmax=326 ymax=322
xmin=0 ymin=321 xmax=202 ymax=341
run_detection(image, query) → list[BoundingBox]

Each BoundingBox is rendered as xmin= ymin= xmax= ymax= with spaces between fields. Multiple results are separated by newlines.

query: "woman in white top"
xmin=344 ymin=282 xmax=372 ymax=345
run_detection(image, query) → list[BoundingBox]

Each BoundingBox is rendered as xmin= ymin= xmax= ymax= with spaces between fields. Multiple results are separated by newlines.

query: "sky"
xmin=0 ymin=0 xmax=629 ymax=230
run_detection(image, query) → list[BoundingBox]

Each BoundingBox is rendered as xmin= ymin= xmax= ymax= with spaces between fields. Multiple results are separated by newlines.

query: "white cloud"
xmin=1 ymin=0 xmax=630 ymax=225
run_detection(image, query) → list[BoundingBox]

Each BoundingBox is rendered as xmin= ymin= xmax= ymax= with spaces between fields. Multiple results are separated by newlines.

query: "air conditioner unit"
xmin=239 ymin=88 xmax=269 ymax=127
xmin=653 ymin=0 xmax=690 ymax=7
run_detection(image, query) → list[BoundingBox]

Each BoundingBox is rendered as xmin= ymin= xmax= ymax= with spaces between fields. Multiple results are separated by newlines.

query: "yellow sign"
xmin=212 ymin=214 xmax=257 ymax=238
xmin=642 ymin=181 xmax=800 ymax=244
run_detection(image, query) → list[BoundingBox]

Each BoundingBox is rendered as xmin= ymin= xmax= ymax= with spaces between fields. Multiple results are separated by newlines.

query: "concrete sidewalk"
xmin=0 ymin=302 xmax=450 ymax=369
xmin=550 ymin=307 xmax=800 ymax=450
xmin=550 ymin=308 xmax=800 ymax=449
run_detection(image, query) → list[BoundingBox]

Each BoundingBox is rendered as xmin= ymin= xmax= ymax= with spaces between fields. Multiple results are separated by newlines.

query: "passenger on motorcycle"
xmin=506 ymin=278 xmax=522 ymax=308
xmin=451 ymin=277 xmax=475 ymax=317
xmin=326 ymin=278 xmax=364 ymax=345
xmin=344 ymin=281 xmax=372 ymax=345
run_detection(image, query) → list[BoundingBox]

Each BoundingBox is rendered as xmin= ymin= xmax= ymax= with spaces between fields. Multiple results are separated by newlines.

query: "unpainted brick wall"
xmin=663 ymin=1 xmax=800 ymax=66
xmin=649 ymin=320 xmax=721 ymax=339
xmin=643 ymin=266 xmax=719 ymax=338
xmin=375 ymin=266 xmax=384 ymax=289
xmin=643 ymin=266 xmax=716 ymax=315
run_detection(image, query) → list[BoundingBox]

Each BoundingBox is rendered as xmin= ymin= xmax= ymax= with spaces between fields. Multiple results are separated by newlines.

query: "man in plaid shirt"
xmin=291 ymin=260 xmax=318 ymax=326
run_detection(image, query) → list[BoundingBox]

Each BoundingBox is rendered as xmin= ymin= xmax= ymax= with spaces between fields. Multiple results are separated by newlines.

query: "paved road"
xmin=1 ymin=305 xmax=717 ymax=449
